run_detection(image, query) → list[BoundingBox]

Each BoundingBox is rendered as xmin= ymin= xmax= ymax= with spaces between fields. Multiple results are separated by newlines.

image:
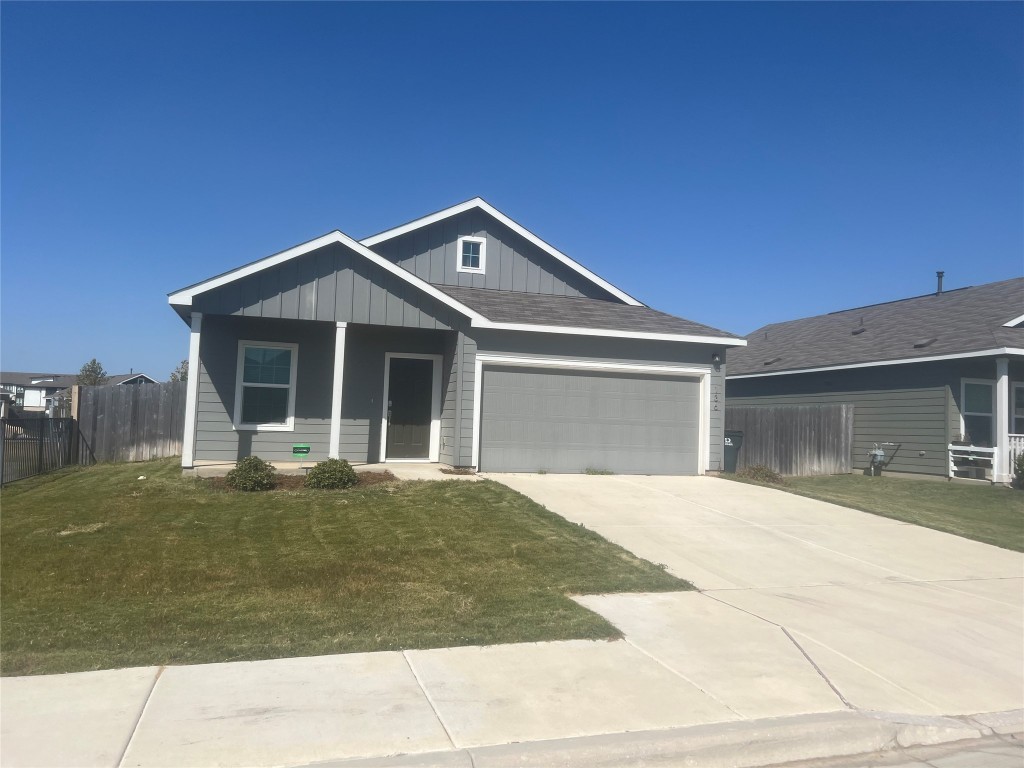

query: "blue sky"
xmin=2 ymin=2 xmax=1021 ymax=379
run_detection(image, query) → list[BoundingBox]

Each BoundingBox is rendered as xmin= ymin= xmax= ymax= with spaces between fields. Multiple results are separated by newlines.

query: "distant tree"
xmin=169 ymin=359 xmax=189 ymax=383
xmin=77 ymin=358 xmax=109 ymax=386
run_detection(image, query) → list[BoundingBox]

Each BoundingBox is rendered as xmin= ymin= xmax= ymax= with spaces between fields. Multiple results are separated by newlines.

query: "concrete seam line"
xmin=701 ymin=593 xmax=854 ymax=713
xmin=621 ymin=637 xmax=746 ymax=719
xmin=116 ymin=665 xmax=164 ymax=768
xmin=778 ymin=627 xmax=855 ymax=710
xmin=610 ymin=477 xmax=920 ymax=582
xmin=702 ymin=593 xmax=939 ymax=715
xmin=783 ymin=631 xmax=941 ymax=714
xmin=401 ymin=651 xmax=458 ymax=751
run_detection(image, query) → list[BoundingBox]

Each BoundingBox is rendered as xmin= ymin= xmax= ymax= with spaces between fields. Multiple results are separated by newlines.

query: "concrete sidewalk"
xmin=3 ymin=475 xmax=1021 ymax=767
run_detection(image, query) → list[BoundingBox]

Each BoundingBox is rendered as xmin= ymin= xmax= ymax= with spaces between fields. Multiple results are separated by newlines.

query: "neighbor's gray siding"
xmin=726 ymin=358 xmax=1022 ymax=476
xmin=368 ymin=209 xmax=617 ymax=299
xmin=194 ymin=316 xmax=334 ymax=463
xmin=193 ymin=316 xmax=452 ymax=464
xmin=465 ymin=330 xmax=726 ymax=471
xmin=192 ymin=242 xmax=461 ymax=330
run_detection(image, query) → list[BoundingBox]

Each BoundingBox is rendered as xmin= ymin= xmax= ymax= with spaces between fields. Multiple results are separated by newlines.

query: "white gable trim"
xmin=167 ymin=228 xmax=743 ymax=346
xmin=167 ymin=230 xmax=490 ymax=325
xmin=726 ymin=347 xmax=1024 ymax=379
xmin=472 ymin=319 xmax=746 ymax=346
xmin=360 ymin=198 xmax=643 ymax=307
xmin=1003 ymin=313 xmax=1024 ymax=328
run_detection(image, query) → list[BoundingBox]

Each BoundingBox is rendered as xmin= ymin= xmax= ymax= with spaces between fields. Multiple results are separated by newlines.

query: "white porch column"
xmin=994 ymin=357 xmax=1010 ymax=483
xmin=328 ymin=322 xmax=348 ymax=459
xmin=181 ymin=312 xmax=203 ymax=469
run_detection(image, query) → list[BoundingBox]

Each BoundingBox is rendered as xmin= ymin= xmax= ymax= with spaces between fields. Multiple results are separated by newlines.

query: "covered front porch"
xmin=181 ymin=314 xmax=467 ymax=469
xmin=948 ymin=356 xmax=1023 ymax=483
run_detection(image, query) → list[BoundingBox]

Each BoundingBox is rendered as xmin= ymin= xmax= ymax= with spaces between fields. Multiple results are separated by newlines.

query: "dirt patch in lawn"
xmin=205 ymin=470 xmax=397 ymax=492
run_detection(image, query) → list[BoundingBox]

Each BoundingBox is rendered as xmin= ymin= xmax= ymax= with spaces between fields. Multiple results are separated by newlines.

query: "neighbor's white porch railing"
xmin=948 ymin=435 xmax=1024 ymax=480
xmin=948 ymin=444 xmax=995 ymax=479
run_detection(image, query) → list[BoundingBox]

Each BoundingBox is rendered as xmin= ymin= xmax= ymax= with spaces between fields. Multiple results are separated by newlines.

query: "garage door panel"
xmin=480 ymin=367 xmax=700 ymax=475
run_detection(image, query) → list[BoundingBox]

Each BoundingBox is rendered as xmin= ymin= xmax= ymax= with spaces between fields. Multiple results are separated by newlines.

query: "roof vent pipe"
xmin=936 ymin=271 xmax=944 ymax=295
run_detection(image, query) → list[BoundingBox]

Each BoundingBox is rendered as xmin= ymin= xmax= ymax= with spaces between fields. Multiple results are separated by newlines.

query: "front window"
xmin=457 ymin=236 xmax=486 ymax=274
xmin=961 ymin=380 xmax=994 ymax=447
xmin=235 ymin=342 xmax=297 ymax=430
xmin=1014 ymin=384 xmax=1024 ymax=434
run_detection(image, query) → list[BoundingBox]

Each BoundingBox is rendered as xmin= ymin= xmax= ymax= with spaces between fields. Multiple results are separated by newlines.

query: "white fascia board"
xmin=360 ymin=197 xmax=644 ymax=307
xmin=1003 ymin=313 xmax=1024 ymax=328
xmin=166 ymin=230 xmax=489 ymax=325
xmin=471 ymin=318 xmax=747 ymax=346
xmin=726 ymin=347 xmax=1024 ymax=380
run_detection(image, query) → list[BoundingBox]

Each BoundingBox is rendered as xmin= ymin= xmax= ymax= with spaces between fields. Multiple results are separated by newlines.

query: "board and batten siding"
xmin=725 ymin=358 xmax=1020 ymax=476
xmin=194 ymin=316 xmax=334 ymax=463
xmin=193 ymin=316 xmax=455 ymax=465
xmin=367 ymin=209 xmax=617 ymax=299
xmin=192 ymin=242 xmax=461 ymax=331
xmin=466 ymin=330 xmax=726 ymax=471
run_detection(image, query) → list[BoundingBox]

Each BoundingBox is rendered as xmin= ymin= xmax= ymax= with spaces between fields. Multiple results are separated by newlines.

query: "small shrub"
xmin=225 ymin=456 xmax=276 ymax=492
xmin=584 ymin=468 xmax=614 ymax=475
xmin=304 ymin=458 xmax=358 ymax=490
xmin=1013 ymin=452 xmax=1024 ymax=490
xmin=737 ymin=464 xmax=786 ymax=485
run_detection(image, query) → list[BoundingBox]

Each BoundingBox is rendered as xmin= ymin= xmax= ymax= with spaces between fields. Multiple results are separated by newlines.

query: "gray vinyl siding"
xmin=335 ymin=326 xmax=452 ymax=464
xmin=368 ymin=209 xmax=617 ymax=300
xmin=192 ymin=242 xmax=460 ymax=330
xmin=194 ymin=316 xmax=334 ymax=463
xmin=193 ymin=315 xmax=452 ymax=465
xmin=466 ymin=330 xmax=726 ymax=471
xmin=726 ymin=357 xmax=1024 ymax=476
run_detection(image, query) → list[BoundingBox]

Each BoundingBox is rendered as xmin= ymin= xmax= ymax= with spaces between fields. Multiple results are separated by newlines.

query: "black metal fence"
xmin=0 ymin=418 xmax=95 ymax=485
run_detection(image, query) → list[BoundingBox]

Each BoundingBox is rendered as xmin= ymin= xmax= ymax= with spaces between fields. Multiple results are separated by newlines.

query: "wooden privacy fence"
xmin=726 ymin=404 xmax=855 ymax=476
xmin=77 ymin=381 xmax=187 ymax=463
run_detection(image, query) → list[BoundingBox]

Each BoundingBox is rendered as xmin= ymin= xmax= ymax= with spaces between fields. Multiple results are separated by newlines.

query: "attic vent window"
xmin=457 ymin=236 xmax=486 ymax=274
xmin=764 ymin=357 xmax=782 ymax=366
xmin=913 ymin=338 xmax=938 ymax=349
xmin=851 ymin=328 xmax=866 ymax=335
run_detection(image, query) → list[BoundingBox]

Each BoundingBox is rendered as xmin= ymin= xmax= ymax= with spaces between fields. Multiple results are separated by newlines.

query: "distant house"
xmin=0 ymin=372 xmax=158 ymax=413
xmin=725 ymin=278 xmax=1023 ymax=483
xmin=168 ymin=198 xmax=745 ymax=474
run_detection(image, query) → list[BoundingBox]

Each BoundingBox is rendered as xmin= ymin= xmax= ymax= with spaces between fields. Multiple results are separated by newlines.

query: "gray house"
xmin=726 ymin=277 xmax=1024 ymax=482
xmin=169 ymin=199 xmax=745 ymax=474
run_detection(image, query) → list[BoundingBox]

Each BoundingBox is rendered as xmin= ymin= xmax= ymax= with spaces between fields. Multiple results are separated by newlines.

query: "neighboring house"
xmin=0 ymin=372 xmax=158 ymax=413
xmin=168 ymin=198 xmax=745 ymax=474
xmin=726 ymin=277 xmax=1024 ymax=483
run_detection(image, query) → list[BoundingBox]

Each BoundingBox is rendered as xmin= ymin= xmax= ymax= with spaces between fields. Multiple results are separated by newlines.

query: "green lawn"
xmin=731 ymin=473 xmax=1024 ymax=552
xmin=0 ymin=459 xmax=689 ymax=676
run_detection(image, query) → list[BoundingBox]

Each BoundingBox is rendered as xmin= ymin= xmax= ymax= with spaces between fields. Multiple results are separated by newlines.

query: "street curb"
xmin=301 ymin=708 xmax=1023 ymax=768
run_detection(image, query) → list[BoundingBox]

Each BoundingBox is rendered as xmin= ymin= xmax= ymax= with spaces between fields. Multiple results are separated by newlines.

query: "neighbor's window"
xmin=457 ymin=236 xmax=486 ymax=274
xmin=235 ymin=342 xmax=297 ymax=430
xmin=961 ymin=380 xmax=994 ymax=447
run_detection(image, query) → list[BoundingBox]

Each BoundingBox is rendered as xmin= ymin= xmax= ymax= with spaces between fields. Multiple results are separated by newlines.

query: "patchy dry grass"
xmin=1 ymin=459 xmax=688 ymax=675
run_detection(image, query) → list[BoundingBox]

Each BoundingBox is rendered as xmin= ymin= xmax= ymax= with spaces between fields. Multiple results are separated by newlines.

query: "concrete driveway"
xmin=491 ymin=474 xmax=1024 ymax=719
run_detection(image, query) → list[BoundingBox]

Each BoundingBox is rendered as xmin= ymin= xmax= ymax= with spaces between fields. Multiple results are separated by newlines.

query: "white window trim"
xmin=456 ymin=236 xmax=486 ymax=274
xmin=960 ymin=378 xmax=994 ymax=444
xmin=379 ymin=353 xmax=443 ymax=463
xmin=1013 ymin=382 xmax=1024 ymax=433
xmin=233 ymin=340 xmax=299 ymax=432
xmin=471 ymin=353 xmax=712 ymax=473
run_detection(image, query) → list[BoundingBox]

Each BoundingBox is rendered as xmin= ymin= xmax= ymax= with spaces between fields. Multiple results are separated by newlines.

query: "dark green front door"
xmin=385 ymin=357 xmax=434 ymax=459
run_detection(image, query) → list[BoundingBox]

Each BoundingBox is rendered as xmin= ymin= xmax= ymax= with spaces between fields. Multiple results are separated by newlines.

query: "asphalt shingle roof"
xmin=0 ymin=372 xmax=155 ymax=388
xmin=436 ymin=285 xmax=741 ymax=339
xmin=727 ymin=277 xmax=1024 ymax=376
